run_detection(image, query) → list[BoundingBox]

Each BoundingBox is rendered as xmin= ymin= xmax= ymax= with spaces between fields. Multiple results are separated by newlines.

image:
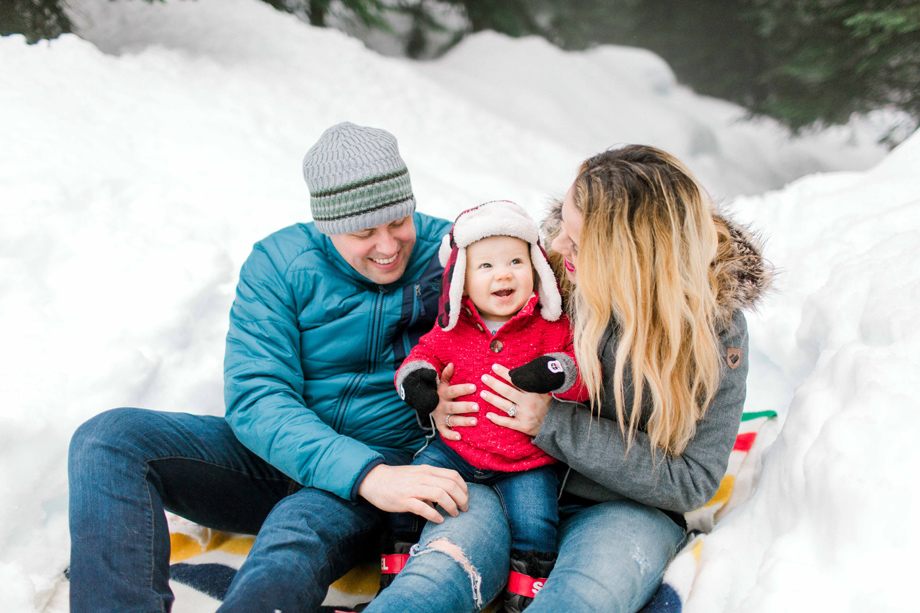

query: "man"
xmin=68 ymin=123 xmax=467 ymax=612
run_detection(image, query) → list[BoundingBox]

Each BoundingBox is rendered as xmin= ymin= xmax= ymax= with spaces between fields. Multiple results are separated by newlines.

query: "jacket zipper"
xmin=333 ymin=289 xmax=386 ymax=432
xmin=332 ymin=374 xmax=360 ymax=432
xmin=415 ymin=284 xmax=425 ymax=318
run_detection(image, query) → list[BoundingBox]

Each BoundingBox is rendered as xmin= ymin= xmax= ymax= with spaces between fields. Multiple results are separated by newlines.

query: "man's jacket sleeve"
xmin=223 ymin=243 xmax=382 ymax=500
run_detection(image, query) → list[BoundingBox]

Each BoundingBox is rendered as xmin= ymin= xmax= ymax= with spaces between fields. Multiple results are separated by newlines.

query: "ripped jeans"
xmin=365 ymin=484 xmax=511 ymax=613
xmin=68 ymin=407 xmax=411 ymax=613
xmin=365 ymin=487 xmax=685 ymax=613
xmin=390 ymin=437 xmax=558 ymax=552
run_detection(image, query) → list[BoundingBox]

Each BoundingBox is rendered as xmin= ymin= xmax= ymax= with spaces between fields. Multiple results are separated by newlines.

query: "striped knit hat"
xmin=302 ymin=122 xmax=416 ymax=235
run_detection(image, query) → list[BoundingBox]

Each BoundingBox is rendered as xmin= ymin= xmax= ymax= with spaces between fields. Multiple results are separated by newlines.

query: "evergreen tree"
xmin=259 ymin=0 xmax=390 ymax=28
xmin=4 ymin=0 xmax=916 ymax=137
xmin=540 ymin=0 xmax=920 ymax=135
xmin=743 ymin=0 xmax=920 ymax=131
xmin=1 ymin=0 xmax=72 ymax=43
xmin=443 ymin=0 xmax=542 ymax=37
xmin=1 ymin=0 xmax=391 ymax=42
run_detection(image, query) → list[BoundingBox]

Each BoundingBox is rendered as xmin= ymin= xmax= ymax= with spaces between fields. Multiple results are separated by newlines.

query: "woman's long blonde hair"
xmin=568 ymin=145 xmax=726 ymax=456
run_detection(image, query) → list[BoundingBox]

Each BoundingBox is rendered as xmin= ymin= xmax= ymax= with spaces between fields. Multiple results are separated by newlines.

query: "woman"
xmin=365 ymin=145 xmax=771 ymax=613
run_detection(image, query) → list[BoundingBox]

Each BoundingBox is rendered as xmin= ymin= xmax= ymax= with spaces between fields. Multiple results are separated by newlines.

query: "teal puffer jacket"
xmin=224 ymin=213 xmax=450 ymax=500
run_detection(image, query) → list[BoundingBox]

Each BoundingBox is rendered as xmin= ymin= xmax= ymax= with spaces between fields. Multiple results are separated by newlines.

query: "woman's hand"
xmin=481 ymin=364 xmax=551 ymax=437
xmin=431 ymin=363 xmax=479 ymax=441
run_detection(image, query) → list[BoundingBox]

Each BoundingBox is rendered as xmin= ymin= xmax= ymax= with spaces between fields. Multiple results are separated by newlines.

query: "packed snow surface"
xmin=1 ymin=0 xmax=917 ymax=611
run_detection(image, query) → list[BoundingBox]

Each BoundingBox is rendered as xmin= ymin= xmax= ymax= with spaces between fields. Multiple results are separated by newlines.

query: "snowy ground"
xmin=1 ymin=0 xmax=918 ymax=611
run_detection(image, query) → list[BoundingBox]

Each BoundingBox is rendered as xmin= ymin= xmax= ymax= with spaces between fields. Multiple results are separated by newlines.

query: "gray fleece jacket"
xmin=534 ymin=208 xmax=772 ymax=515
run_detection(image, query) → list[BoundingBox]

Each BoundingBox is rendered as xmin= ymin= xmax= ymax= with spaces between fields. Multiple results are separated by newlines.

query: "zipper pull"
xmin=415 ymin=284 xmax=426 ymax=317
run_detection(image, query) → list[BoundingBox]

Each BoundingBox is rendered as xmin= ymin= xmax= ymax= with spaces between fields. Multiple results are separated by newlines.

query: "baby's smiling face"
xmin=464 ymin=235 xmax=534 ymax=322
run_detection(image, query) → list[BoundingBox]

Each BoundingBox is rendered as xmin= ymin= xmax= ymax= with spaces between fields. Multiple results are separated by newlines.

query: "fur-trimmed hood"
xmin=710 ymin=209 xmax=773 ymax=324
xmin=540 ymin=199 xmax=772 ymax=326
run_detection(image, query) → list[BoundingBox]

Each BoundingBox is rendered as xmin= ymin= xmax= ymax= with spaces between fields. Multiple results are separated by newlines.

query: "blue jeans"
xmin=68 ymin=407 xmax=411 ymax=613
xmin=391 ymin=438 xmax=558 ymax=552
xmin=365 ymin=484 xmax=513 ymax=613
xmin=528 ymin=498 xmax=686 ymax=613
xmin=367 ymin=488 xmax=685 ymax=613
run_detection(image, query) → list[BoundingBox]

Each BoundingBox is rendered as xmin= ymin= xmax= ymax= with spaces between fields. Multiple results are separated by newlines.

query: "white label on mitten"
xmin=398 ymin=385 xmax=406 ymax=400
xmin=548 ymin=360 xmax=563 ymax=373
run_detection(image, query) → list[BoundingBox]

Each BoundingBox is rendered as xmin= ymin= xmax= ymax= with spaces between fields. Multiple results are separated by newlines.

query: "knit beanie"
xmin=436 ymin=200 xmax=562 ymax=331
xmin=302 ymin=122 xmax=416 ymax=235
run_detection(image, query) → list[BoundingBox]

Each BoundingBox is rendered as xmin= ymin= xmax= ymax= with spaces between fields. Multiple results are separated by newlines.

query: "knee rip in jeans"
xmin=410 ymin=538 xmax=483 ymax=608
xmin=631 ymin=545 xmax=652 ymax=576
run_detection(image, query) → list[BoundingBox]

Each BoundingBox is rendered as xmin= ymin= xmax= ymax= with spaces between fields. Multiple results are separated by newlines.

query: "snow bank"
xmin=416 ymin=31 xmax=891 ymax=199
xmin=689 ymin=131 xmax=920 ymax=612
xmin=0 ymin=0 xmax=915 ymax=610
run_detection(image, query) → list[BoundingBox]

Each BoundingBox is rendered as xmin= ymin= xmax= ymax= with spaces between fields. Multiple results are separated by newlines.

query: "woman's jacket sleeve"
xmin=533 ymin=310 xmax=749 ymax=513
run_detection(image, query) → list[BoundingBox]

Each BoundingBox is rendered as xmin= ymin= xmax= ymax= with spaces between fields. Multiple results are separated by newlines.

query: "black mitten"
xmin=398 ymin=368 xmax=440 ymax=418
xmin=509 ymin=355 xmax=571 ymax=394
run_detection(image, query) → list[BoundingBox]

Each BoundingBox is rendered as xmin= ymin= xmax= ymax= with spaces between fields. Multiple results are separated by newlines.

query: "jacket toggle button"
xmin=490 ymin=339 xmax=503 ymax=353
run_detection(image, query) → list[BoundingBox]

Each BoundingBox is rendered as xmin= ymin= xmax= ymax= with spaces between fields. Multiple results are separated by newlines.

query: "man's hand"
xmin=358 ymin=463 xmax=469 ymax=524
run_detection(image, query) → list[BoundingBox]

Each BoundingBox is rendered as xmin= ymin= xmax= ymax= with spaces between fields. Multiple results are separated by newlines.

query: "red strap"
xmin=380 ymin=553 xmax=409 ymax=574
xmin=507 ymin=570 xmax=549 ymax=597
xmin=734 ymin=432 xmax=756 ymax=452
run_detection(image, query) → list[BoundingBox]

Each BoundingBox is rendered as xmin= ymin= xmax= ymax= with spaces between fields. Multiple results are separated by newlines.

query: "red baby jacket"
xmin=397 ymin=293 xmax=588 ymax=471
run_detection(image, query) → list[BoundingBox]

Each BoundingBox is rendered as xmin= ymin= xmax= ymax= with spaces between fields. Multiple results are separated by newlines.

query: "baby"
xmin=385 ymin=201 xmax=588 ymax=613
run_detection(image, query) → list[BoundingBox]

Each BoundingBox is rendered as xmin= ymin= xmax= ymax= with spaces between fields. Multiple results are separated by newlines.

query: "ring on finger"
xmin=446 ymin=414 xmax=454 ymax=429
xmin=508 ymin=404 xmax=517 ymax=418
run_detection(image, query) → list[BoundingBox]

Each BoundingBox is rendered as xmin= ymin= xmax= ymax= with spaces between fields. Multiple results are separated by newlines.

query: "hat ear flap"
xmin=532 ymin=241 xmax=562 ymax=322
xmin=439 ymin=234 xmax=453 ymax=267
xmin=437 ymin=245 xmax=465 ymax=331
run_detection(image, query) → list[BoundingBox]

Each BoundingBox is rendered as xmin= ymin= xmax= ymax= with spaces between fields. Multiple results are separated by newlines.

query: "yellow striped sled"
xmin=167 ymin=409 xmax=778 ymax=612
xmin=640 ymin=409 xmax=779 ymax=612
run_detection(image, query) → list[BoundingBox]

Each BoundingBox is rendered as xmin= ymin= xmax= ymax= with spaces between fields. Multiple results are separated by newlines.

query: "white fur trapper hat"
xmin=435 ymin=200 xmax=562 ymax=331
